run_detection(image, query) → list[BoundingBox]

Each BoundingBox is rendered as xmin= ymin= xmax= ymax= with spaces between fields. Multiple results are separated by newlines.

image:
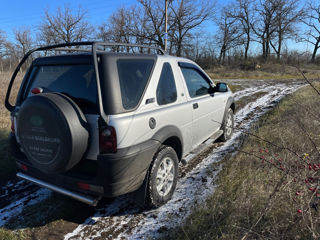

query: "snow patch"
xmin=0 ymin=188 xmax=51 ymax=227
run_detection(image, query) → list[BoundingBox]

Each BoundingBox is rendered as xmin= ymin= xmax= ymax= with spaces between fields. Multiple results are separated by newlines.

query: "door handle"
xmin=193 ymin=103 xmax=198 ymax=109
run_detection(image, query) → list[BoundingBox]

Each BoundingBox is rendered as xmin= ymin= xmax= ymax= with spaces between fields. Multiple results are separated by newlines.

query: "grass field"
xmin=208 ymin=63 xmax=320 ymax=80
xmin=166 ymin=83 xmax=320 ymax=239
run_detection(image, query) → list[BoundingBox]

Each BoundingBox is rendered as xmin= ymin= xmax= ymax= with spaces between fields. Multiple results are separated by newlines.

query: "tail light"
xmin=99 ymin=126 xmax=117 ymax=153
xmin=21 ymin=164 xmax=28 ymax=171
xmin=77 ymin=182 xmax=104 ymax=193
xmin=17 ymin=162 xmax=28 ymax=171
xmin=10 ymin=116 xmax=15 ymax=133
xmin=31 ymin=87 xmax=43 ymax=94
xmin=78 ymin=182 xmax=90 ymax=190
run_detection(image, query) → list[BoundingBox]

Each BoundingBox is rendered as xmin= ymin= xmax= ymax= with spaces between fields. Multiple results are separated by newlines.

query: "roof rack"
xmin=49 ymin=42 xmax=166 ymax=55
xmin=95 ymin=42 xmax=166 ymax=55
xmin=53 ymin=48 xmax=92 ymax=52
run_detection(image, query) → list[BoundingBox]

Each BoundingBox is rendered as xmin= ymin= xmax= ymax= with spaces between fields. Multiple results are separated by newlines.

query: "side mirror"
xmin=215 ymin=82 xmax=228 ymax=92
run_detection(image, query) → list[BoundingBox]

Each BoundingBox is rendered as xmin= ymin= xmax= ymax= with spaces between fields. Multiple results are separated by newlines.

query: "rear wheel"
xmin=146 ymin=146 xmax=178 ymax=208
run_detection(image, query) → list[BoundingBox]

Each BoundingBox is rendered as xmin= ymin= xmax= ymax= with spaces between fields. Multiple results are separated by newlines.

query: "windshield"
xmin=24 ymin=64 xmax=98 ymax=113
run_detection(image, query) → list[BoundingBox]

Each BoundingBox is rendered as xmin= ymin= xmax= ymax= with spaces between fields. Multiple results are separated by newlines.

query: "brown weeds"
xmin=208 ymin=63 xmax=320 ymax=80
xmin=0 ymin=72 xmax=23 ymax=129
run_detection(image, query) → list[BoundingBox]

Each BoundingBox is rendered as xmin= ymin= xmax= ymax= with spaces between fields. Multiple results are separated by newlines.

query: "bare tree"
xmin=215 ymin=6 xmax=243 ymax=64
xmin=170 ymin=0 xmax=214 ymax=56
xmin=0 ymin=30 xmax=7 ymax=72
xmin=12 ymin=27 xmax=34 ymax=70
xmin=97 ymin=6 xmax=146 ymax=52
xmin=38 ymin=6 xmax=93 ymax=45
xmin=115 ymin=0 xmax=174 ymax=51
xmin=300 ymin=1 xmax=320 ymax=62
xmin=251 ymin=0 xmax=280 ymax=61
xmin=0 ymin=30 xmax=6 ymax=55
xmin=3 ymin=42 xmax=18 ymax=71
xmin=230 ymin=0 xmax=255 ymax=60
xmin=0 ymin=28 xmax=26 ymax=72
xmin=14 ymin=27 xmax=33 ymax=57
xmin=98 ymin=0 xmax=213 ymax=56
xmin=270 ymin=0 xmax=304 ymax=60
xmin=108 ymin=7 xmax=133 ymax=44
xmin=96 ymin=23 xmax=113 ymax=42
xmin=137 ymin=0 xmax=167 ymax=49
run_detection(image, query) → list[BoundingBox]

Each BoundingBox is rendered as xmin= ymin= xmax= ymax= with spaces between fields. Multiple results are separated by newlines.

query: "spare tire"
xmin=16 ymin=92 xmax=89 ymax=174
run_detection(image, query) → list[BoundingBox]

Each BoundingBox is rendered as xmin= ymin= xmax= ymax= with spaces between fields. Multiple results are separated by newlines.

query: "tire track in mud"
xmin=0 ymin=80 xmax=305 ymax=238
xmin=0 ymin=179 xmax=51 ymax=227
xmin=64 ymin=80 xmax=305 ymax=240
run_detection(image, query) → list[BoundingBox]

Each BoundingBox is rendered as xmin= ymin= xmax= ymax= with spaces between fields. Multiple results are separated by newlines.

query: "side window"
xmin=156 ymin=63 xmax=177 ymax=105
xmin=117 ymin=59 xmax=154 ymax=109
xmin=180 ymin=67 xmax=211 ymax=98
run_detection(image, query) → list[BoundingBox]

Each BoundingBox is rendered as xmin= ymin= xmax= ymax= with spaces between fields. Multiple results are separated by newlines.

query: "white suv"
xmin=5 ymin=42 xmax=235 ymax=208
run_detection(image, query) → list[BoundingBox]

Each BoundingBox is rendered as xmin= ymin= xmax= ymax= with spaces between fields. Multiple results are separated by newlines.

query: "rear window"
xmin=25 ymin=65 xmax=98 ymax=113
xmin=117 ymin=59 xmax=154 ymax=109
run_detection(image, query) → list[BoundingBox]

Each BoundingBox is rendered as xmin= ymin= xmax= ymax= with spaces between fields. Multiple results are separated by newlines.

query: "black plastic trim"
xmin=151 ymin=125 xmax=182 ymax=144
xmin=221 ymin=96 xmax=235 ymax=126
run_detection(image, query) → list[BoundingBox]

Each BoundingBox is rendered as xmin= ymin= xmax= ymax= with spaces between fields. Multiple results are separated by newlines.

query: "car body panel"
xmin=7 ymin=44 xmax=234 ymax=203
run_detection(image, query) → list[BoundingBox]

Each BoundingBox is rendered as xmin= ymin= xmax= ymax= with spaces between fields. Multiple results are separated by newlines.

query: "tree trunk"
xmin=177 ymin=39 xmax=182 ymax=57
xmin=311 ymin=38 xmax=320 ymax=63
xmin=277 ymin=32 xmax=282 ymax=60
xmin=244 ymin=35 xmax=250 ymax=60
xmin=219 ymin=44 xmax=227 ymax=64
xmin=262 ymin=39 xmax=266 ymax=61
xmin=265 ymin=40 xmax=270 ymax=60
xmin=219 ymin=48 xmax=223 ymax=64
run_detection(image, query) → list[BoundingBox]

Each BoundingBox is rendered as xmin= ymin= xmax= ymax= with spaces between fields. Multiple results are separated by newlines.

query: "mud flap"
xmin=129 ymin=173 xmax=149 ymax=207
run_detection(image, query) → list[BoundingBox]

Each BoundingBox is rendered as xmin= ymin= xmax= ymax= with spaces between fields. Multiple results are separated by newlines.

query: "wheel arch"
xmin=151 ymin=125 xmax=183 ymax=161
xmin=222 ymin=96 xmax=235 ymax=127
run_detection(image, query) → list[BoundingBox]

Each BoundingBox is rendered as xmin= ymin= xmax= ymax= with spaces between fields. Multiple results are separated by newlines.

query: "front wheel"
xmin=220 ymin=108 xmax=234 ymax=142
xmin=146 ymin=146 xmax=178 ymax=208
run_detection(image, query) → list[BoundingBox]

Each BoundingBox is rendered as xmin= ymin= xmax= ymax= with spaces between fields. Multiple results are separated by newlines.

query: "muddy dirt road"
xmin=0 ymin=79 xmax=305 ymax=240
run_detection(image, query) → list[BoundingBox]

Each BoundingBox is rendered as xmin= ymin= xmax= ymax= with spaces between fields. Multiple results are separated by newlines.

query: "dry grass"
xmin=0 ymin=72 xmax=23 ymax=183
xmin=166 ymin=83 xmax=320 ymax=240
xmin=0 ymin=72 xmax=23 ymax=129
xmin=208 ymin=63 xmax=320 ymax=80
xmin=0 ymin=228 xmax=24 ymax=240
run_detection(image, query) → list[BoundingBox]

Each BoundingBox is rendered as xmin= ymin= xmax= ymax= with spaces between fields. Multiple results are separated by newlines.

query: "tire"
xmin=219 ymin=108 xmax=234 ymax=142
xmin=146 ymin=146 xmax=179 ymax=208
xmin=17 ymin=93 xmax=89 ymax=174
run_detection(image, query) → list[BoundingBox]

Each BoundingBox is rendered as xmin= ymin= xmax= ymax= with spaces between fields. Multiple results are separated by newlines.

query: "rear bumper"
xmin=11 ymin=133 xmax=161 ymax=198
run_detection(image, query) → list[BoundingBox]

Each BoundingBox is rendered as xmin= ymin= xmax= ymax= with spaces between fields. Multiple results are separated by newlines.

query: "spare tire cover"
xmin=17 ymin=93 xmax=89 ymax=174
